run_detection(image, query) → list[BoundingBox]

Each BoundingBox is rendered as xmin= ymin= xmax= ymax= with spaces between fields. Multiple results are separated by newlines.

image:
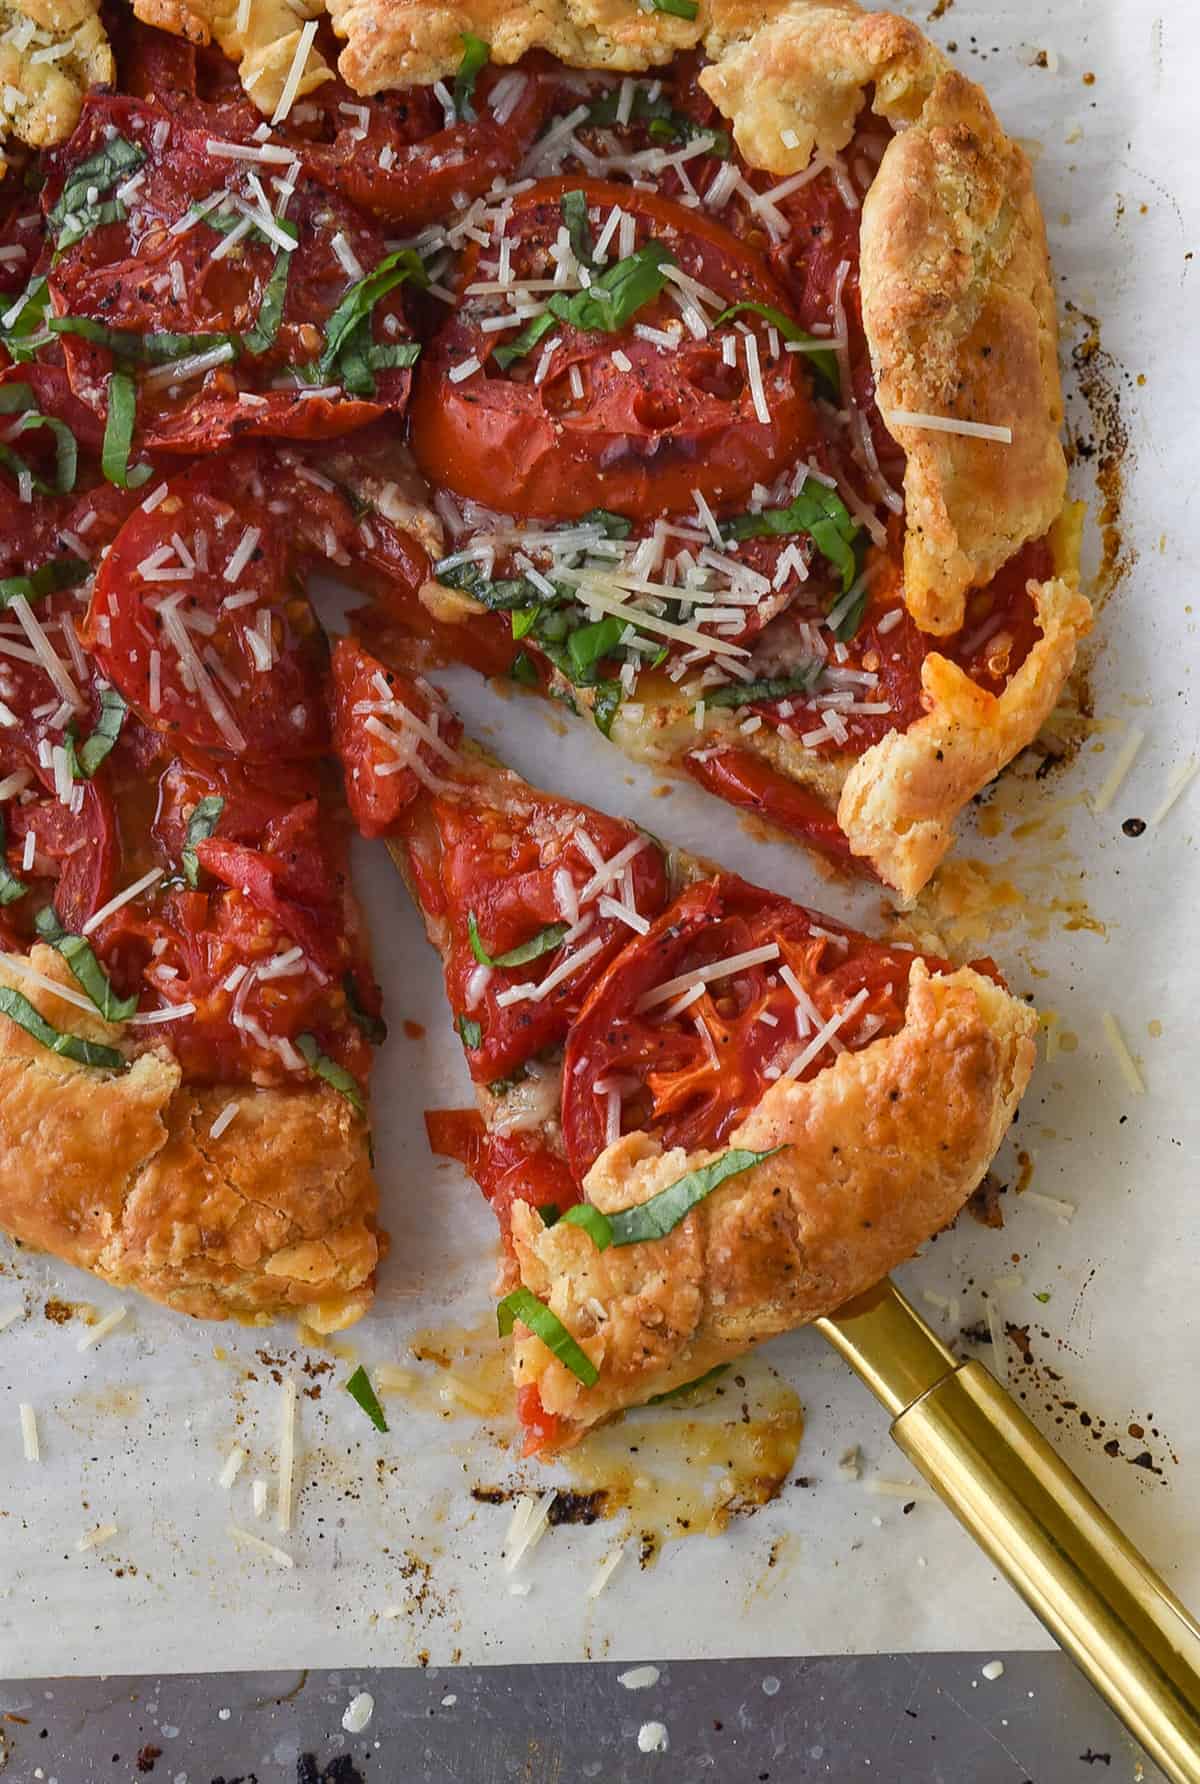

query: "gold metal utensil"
xmin=816 ymin=1278 xmax=1200 ymax=1784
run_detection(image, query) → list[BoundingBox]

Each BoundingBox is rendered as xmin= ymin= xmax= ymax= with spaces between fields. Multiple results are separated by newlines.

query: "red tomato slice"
xmin=683 ymin=750 xmax=858 ymax=867
xmin=409 ymin=176 xmax=817 ymax=520
xmin=46 ymin=95 xmax=418 ymax=453
xmin=83 ymin=453 xmax=327 ymax=761
xmin=425 ymin=1107 xmax=580 ymax=1249
xmin=329 ymin=638 xmax=464 ymax=839
xmin=561 ymin=874 xmax=927 ymax=1178
xmin=7 ymin=779 xmax=119 ymax=931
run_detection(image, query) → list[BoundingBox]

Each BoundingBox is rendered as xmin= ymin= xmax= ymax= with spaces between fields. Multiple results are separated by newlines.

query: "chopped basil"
xmin=0 ymin=274 xmax=50 ymax=361
xmin=344 ymin=972 xmax=387 ymax=1045
xmin=0 ymin=984 xmax=124 ymax=1069
xmin=49 ymin=136 xmax=145 ymax=248
xmin=560 ymin=189 xmax=595 ymax=270
xmin=0 ymin=555 xmax=88 ymax=610
xmin=101 ymin=371 xmax=151 ymax=489
xmin=585 ymin=87 xmax=730 ymax=157
xmin=713 ymin=300 xmax=839 ymax=399
xmin=494 ymin=242 xmax=676 ymax=366
xmin=651 ymin=0 xmax=699 ymax=16
xmin=73 ymin=687 xmax=127 ymax=777
xmin=591 ymin=680 xmax=622 ymax=738
xmin=241 ymin=237 xmax=294 ymax=356
xmin=49 ymin=316 xmax=237 ymax=364
xmin=566 ymin=1146 xmax=787 ymax=1249
xmin=345 ymin=1364 xmax=388 ymax=1432
xmin=438 ymin=559 xmax=566 ymax=616
xmin=0 ymin=812 xmax=27 ymax=907
xmin=703 ymin=666 xmax=823 ymax=709
xmin=536 ymin=1201 xmax=561 ymax=1226
xmin=566 ymin=614 xmax=625 ymax=681
xmin=34 ymin=906 xmax=137 ymax=1021
xmin=318 ymin=247 xmax=427 ymax=387
xmin=510 ymin=651 xmax=539 ymax=686
xmin=181 ymin=793 xmax=224 ymax=888
xmin=455 ymin=1012 xmax=483 ymax=1050
xmin=579 ymin=508 xmax=633 ymax=540
xmin=825 ymin=573 xmax=871 ymax=644
xmin=467 ymin=911 xmax=568 ymax=969
xmin=3 ymin=411 xmax=78 ymax=494
xmin=722 ymin=478 xmax=862 ymax=594
xmin=496 ymin=1286 xmax=599 ymax=1387
xmin=558 ymin=1202 xmax=613 ymax=1249
xmin=647 ymin=1363 xmax=729 ymax=1404
xmin=295 ymin=1033 xmax=365 ymax=1113
xmin=453 ymin=31 xmax=490 ymax=121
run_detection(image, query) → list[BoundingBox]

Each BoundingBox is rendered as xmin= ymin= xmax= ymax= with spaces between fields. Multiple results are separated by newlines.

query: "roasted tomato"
xmin=44 ymin=94 xmax=419 ymax=454
xmin=561 ymin=874 xmax=929 ymax=1179
xmin=683 ymin=751 xmax=857 ymax=865
xmin=83 ymin=453 xmax=327 ymax=761
xmin=410 ymin=176 xmax=817 ymax=520
xmin=424 ymin=1107 xmax=581 ymax=1248
xmin=329 ymin=638 xmax=464 ymax=839
xmin=6 ymin=779 xmax=119 ymax=932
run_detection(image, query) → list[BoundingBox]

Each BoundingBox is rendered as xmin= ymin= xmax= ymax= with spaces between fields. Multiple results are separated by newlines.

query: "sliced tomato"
xmin=7 ymin=779 xmax=119 ymax=931
xmin=46 ymin=95 xmax=418 ymax=453
xmin=425 ymin=1106 xmax=580 ymax=1247
xmin=410 ymin=176 xmax=817 ymax=520
xmin=83 ymin=453 xmax=327 ymax=761
xmin=195 ymin=798 xmax=352 ymax=979
xmin=943 ymin=537 xmax=1053 ymax=695
xmin=561 ymin=874 xmax=929 ymax=1178
xmin=683 ymin=750 xmax=858 ymax=867
xmin=329 ymin=637 xmax=464 ymax=839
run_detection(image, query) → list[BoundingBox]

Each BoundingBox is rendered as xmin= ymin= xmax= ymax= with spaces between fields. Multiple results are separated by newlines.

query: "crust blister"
xmin=0 ymin=949 xmax=379 ymax=1329
xmin=510 ymin=960 xmax=1036 ymax=1440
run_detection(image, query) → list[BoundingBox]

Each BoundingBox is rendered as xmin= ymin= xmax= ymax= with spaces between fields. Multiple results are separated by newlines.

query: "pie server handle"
xmin=816 ymin=1277 xmax=1200 ymax=1784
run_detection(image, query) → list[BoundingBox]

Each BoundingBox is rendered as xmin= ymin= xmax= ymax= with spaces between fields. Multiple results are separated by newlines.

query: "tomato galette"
xmin=0 ymin=0 xmax=1064 ymax=1342
xmin=333 ymin=638 xmax=1035 ymax=1448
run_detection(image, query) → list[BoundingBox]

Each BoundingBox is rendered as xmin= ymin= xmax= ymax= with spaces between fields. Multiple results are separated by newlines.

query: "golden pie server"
xmin=816 ymin=1277 xmax=1200 ymax=1784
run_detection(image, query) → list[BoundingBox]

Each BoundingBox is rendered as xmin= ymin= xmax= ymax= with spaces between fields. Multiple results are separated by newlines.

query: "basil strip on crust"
xmin=296 ymin=1033 xmax=365 ymax=1112
xmin=34 ymin=906 xmax=137 ymax=1021
xmin=496 ymin=1286 xmax=599 ymax=1387
xmin=0 ymin=984 xmax=124 ymax=1069
xmin=558 ymin=1147 xmax=785 ymax=1253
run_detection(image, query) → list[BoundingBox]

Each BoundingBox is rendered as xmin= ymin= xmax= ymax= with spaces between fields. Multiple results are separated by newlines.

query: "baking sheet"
xmin=2 ymin=0 xmax=1197 ymax=1677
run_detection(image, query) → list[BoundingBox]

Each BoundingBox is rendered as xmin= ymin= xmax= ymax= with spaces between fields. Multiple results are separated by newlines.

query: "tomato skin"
xmin=83 ymin=452 xmax=328 ymax=763
xmin=7 ymin=780 xmax=119 ymax=932
xmin=516 ymin=1383 xmax=564 ymax=1457
xmin=329 ymin=637 xmax=463 ymax=839
xmin=683 ymin=749 xmax=858 ymax=868
xmin=425 ymin=1106 xmax=580 ymax=1246
xmin=410 ymin=176 xmax=817 ymax=521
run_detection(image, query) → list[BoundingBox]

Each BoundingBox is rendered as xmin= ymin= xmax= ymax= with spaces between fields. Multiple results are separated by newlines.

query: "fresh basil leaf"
xmin=510 ymin=606 xmax=538 ymax=641
xmin=651 ymin=0 xmax=698 ymax=16
xmin=0 ymin=274 xmax=50 ymax=361
xmin=578 ymin=507 xmax=633 ymax=540
xmin=4 ymin=411 xmax=78 ymax=494
xmin=48 ymin=136 xmax=144 ymax=247
xmin=592 ymin=680 xmax=622 ymax=738
xmin=537 ymin=1201 xmax=561 ymax=1227
xmin=0 ymin=983 xmax=124 ymax=1069
xmin=344 ymin=972 xmax=387 ymax=1045
xmin=49 ymin=316 xmax=237 ymax=364
xmin=74 ymin=687 xmax=126 ymax=777
xmin=455 ymin=1012 xmax=483 ymax=1050
xmin=703 ymin=667 xmax=823 ymax=708
xmin=101 ymin=371 xmax=151 ymax=489
xmin=181 ymin=793 xmax=224 ymax=888
xmin=606 ymin=1146 xmax=785 ymax=1246
xmin=34 ymin=905 xmax=137 ymax=1021
xmin=0 ymin=812 xmax=27 ymax=907
xmin=722 ymin=478 xmax=862 ymax=593
xmin=0 ymin=555 xmax=88 ymax=610
xmin=561 ymin=189 xmax=594 ymax=270
xmin=585 ymin=88 xmax=730 ymax=158
xmin=453 ymin=31 xmax=490 ymax=122
xmin=713 ymin=300 xmax=840 ymax=399
xmin=647 ymin=1363 xmax=729 ymax=1404
xmin=295 ymin=1032 xmax=365 ymax=1113
xmin=491 ymin=309 xmax=558 ymax=372
xmin=241 ymin=240 xmax=293 ymax=356
xmin=558 ymin=1202 xmax=613 ymax=1249
xmin=496 ymin=1286 xmax=598 ymax=1387
xmin=468 ymin=911 xmax=568 ymax=969
xmin=345 ymin=1363 xmax=388 ymax=1433
xmin=510 ymin=651 xmax=539 ymax=686
xmin=567 ymin=614 xmax=626 ymax=681
xmin=318 ymin=248 xmax=427 ymax=382
xmin=825 ymin=573 xmax=871 ymax=643
xmin=547 ymin=240 xmax=674 ymax=335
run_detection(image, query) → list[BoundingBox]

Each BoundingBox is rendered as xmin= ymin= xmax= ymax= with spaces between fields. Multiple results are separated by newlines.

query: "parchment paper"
xmin=2 ymin=0 xmax=1197 ymax=1676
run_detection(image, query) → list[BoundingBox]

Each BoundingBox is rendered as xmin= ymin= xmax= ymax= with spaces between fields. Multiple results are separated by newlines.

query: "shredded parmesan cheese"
xmin=77 ymin=1305 xmax=127 ymax=1351
xmin=276 ymin=1375 xmax=297 ymax=1534
xmin=218 ymin=1444 xmax=248 ymax=1490
xmin=884 ymin=408 xmax=1013 ymax=444
xmin=1092 ymin=725 xmax=1145 ymax=813
xmin=19 ymin=1401 xmax=39 ymax=1461
xmin=76 ymin=1523 xmax=118 ymax=1551
xmin=1101 ymin=1011 xmax=1145 ymax=1095
xmin=230 ymin=1522 xmax=294 ymax=1568
xmin=1150 ymin=755 xmax=1198 ymax=826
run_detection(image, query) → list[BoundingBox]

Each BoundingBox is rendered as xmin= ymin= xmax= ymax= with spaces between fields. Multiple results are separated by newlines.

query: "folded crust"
xmin=0 ymin=950 xmax=379 ymax=1329
xmin=0 ymin=0 xmax=112 ymax=155
xmin=131 ymin=0 xmax=333 ymax=115
xmin=837 ymin=574 xmax=1092 ymax=900
xmin=860 ymin=70 xmax=1068 ymax=635
xmin=510 ymin=961 xmax=1035 ymax=1441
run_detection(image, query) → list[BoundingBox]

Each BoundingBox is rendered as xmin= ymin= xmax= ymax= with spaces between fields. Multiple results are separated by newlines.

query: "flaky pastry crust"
xmin=0 ymin=0 xmax=112 ymax=158
xmin=860 ymin=71 xmax=1068 ymax=635
xmin=0 ymin=949 xmax=379 ymax=1329
xmin=130 ymin=0 xmax=333 ymax=115
xmin=837 ymin=573 xmax=1092 ymax=900
xmin=510 ymin=961 xmax=1035 ymax=1440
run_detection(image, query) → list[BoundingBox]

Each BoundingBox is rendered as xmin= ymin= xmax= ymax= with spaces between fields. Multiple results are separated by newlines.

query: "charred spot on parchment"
xmin=1062 ymin=298 xmax=1133 ymax=607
